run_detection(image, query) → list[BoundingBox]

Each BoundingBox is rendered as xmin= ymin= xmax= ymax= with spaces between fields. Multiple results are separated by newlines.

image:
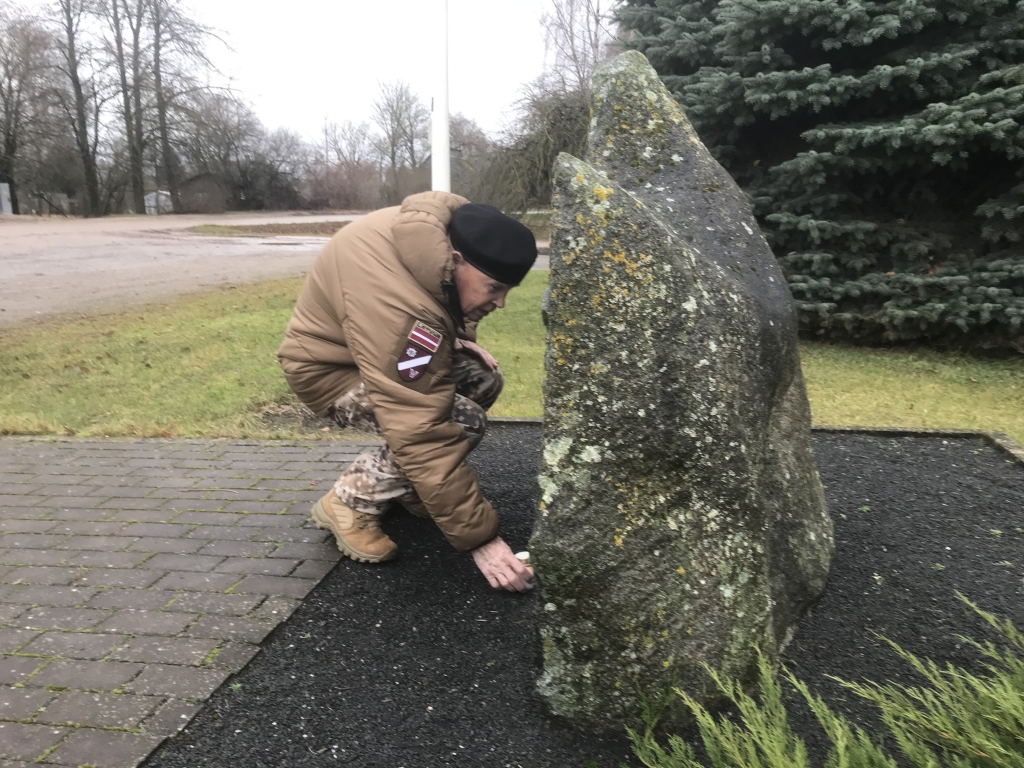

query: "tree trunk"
xmin=152 ymin=0 xmax=181 ymax=212
xmin=61 ymin=0 xmax=101 ymax=217
xmin=128 ymin=0 xmax=146 ymax=206
xmin=109 ymin=0 xmax=145 ymax=214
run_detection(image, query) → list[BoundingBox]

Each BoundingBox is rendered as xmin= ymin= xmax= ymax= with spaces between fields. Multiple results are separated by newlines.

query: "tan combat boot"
xmin=311 ymin=492 xmax=398 ymax=563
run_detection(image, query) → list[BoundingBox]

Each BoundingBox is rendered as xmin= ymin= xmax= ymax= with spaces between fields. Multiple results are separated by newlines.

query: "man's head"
xmin=448 ymin=204 xmax=537 ymax=323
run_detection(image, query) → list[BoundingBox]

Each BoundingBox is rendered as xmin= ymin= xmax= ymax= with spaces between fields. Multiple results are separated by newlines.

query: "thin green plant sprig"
xmin=838 ymin=596 xmax=1024 ymax=768
xmin=628 ymin=598 xmax=1024 ymax=768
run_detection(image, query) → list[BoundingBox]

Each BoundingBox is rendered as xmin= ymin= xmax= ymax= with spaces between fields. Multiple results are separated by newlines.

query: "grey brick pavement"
xmin=0 ymin=436 xmax=377 ymax=767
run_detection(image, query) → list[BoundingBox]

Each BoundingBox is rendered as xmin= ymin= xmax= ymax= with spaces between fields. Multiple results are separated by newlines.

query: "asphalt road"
xmin=0 ymin=212 xmax=359 ymax=326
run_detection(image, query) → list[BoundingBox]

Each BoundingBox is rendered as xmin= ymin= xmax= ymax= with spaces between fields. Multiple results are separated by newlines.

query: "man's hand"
xmin=471 ymin=536 xmax=533 ymax=592
xmin=454 ymin=338 xmax=498 ymax=370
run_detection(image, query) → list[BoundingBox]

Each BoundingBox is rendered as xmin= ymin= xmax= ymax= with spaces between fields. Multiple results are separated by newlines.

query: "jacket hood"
xmin=392 ymin=191 xmax=470 ymax=310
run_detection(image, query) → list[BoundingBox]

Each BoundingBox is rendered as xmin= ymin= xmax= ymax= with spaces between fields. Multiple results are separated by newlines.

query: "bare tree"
xmin=371 ymin=80 xmax=427 ymax=205
xmin=99 ymin=0 xmax=145 ymax=212
xmin=541 ymin=0 xmax=618 ymax=94
xmin=0 ymin=6 xmax=51 ymax=214
xmin=152 ymin=0 xmax=215 ymax=212
xmin=52 ymin=0 xmax=103 ymax=216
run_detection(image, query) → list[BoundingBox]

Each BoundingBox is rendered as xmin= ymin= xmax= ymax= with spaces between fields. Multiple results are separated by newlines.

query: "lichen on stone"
xmin=530 ymin=51 xmax=834 ymax=732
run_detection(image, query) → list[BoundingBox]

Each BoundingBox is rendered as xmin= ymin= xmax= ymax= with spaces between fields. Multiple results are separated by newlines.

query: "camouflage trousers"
xmin=327 ymin=350 xmax=503 ymax=516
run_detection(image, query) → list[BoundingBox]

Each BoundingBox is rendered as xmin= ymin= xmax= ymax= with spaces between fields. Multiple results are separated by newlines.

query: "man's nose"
xmin=494 ymin=294 xmax=506 ymax=309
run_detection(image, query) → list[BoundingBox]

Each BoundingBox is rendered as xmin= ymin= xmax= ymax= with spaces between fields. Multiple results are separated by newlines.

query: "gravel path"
xmin=141 ymin=425 xmax=1024 ymax=768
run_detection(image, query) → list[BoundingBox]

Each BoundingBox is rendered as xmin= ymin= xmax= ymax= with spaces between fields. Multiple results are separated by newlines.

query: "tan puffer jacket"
xmin=276 ymin=192 xmax=498 ymax=551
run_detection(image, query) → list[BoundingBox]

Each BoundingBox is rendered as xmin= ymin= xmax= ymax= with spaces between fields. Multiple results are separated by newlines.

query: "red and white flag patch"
xmin=397 ymin=322 xmax=443 ymax=382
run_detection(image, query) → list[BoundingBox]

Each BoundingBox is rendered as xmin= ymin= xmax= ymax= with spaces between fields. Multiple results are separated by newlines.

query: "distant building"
xmin=145 ymin=190 xmax=173 ymax=215
xmin=0 ymin=183 xmax=13 ymax=215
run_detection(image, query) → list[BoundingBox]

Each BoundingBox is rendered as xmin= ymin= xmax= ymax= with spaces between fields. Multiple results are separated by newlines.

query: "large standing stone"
xmin=530 ymin=51 xmax=834 ymax=731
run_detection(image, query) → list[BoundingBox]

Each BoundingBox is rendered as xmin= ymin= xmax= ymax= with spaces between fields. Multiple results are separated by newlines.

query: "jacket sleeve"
xmin=341 ymin=309 xmax=499 ymax=551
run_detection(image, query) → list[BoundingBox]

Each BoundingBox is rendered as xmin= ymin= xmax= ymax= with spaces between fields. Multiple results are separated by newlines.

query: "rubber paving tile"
xmin=144 ymin=424 xmax=1024 ymax=768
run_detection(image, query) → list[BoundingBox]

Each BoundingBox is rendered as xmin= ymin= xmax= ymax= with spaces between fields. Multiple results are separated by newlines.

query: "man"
xmin=277 ymin=191 xmax=535 ymax=593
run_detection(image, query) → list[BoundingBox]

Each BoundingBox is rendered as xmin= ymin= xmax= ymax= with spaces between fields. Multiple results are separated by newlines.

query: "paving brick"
xmin=183 ymin=525 xmax=255 ymax=541
xmin=0 ymin=585 xmax=97 ymax=607
xmin=110 ymin=636 xmax=218 ymax=666
xmin=27 ymin=660 xmax=143 ymax=692
xmin=76 ymin=569 xmax=165 ymax=589
xmin=232 ymin=575 xmax=317 ymax=599
xmin=255 ymin=527 xmax=330 ymax=543
xmin=214 ymin=557 xmax=298 ymax=576
xmin=199 ymin=490 xmax=268 ymax=501
xmin=125 ymin=664 xmax=229 ymax=698
xmin=236 ymin=513 xmax=306 ymax=527
xmin=107 ymin=509 xmax=177 ymax=523
xmin=94 ymin=610 xmax=197 ymax=636
xmin=85 ymin=590 xmax=178 ymax=611
xmin=222 ymin=502 xmax=289 ymax=515
xmin=44 ymin=728 xmax=161 ymax=768
xmin=0 ymin=520 xmax=57 ymax=533
xmin=291 ymin=559 xmax=337 ymax=581
xmin=37 ymin=690 xmax=162 ymax=728
xmin=118 ymin=522 xmax=190 ymax=538
xmin=0 ymin=548 xmax=70 ymax=567
xmin=162 ymin=500 xmax=226 ymax=513
xmin=186 ymin=478 xmax=255 ymax=489
xmin=0 ymin=657 xmax=44 ymax=686
xmin=270 ymin=542 xmax=342 ymax=561
xmin=28 ymin=486 xmax=84 ymax=498
xmin=266 ymin=490 xmax=323 ymax=502
xmin=0 ymin=534 xmax=66 ymax=549
xmin=20 ymin=631 xmax=126 ymax=660
xmin=151 ymin=571 xmax=238 ymax=592
xmin=246 ymin=596 xmax=301 ymax=622
xmin=169 ymin=511 xmax=241 ymax=526
xmin=46 ymin=505 xmax=114 ymax=518
xmin=66 ymin=551 xmax=152 ymax=568
xmin=128 ymin=537 xmax=204 ymax=554
xmin=206 ymin=641 xmax=260 ymax=671
xmin=196 ymin=540 xmax=275 ymax=557
xmin=143 ymin=554 xmax=225 ymax=572
xmin=0 ymin=686 xmax=56 ymax=719
xmin=97 ymin=498 xmax=166 ymax=510
xmin=84 ymin=485 xmax=155 ymax=498
xmin=0 ymin=723 xmax=68 ymax=762
xmin=0 ymin=604 xmax=27 ymax=622
xmin=48 ymin=521 xmax=127 ymax=536
xmin=140 ymin=697 xmax=202 ymax=737
xmin=1 ymin=566 xmax=86 ymax=586
xmin=186 ymin=616 xmax=274 ymax=644
xmin=31 ymin=474 xmax=88 ymax=486
xmin=165 ymin=592 xmax=263 ymax=616
xmin=0 ymin=495 xmax=43 ymax=507
xmin=15 ymin=607 xmax=111 ymax=631
xmin=0 ymin=508 xmax=47 ymax=521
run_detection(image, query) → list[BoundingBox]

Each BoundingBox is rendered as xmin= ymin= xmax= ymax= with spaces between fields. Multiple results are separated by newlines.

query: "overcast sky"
xmin=26 ymin=0 xmax=554 ymax=140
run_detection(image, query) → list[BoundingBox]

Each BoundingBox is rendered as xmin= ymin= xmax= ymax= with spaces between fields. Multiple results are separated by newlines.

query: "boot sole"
xmin=310 ymin=498 xmax=397 ymax=564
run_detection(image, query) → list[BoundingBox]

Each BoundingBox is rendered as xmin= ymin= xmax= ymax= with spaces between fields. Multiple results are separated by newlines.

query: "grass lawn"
xmin=1 ymin=271 xmax=1022 ymax=442
xmin=188 ymin=221 xmax=348 ymax=237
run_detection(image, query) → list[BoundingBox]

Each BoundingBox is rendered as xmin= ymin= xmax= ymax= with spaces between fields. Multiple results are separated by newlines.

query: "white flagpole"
xmin=431 ymin=0 xmax=451 ymax=192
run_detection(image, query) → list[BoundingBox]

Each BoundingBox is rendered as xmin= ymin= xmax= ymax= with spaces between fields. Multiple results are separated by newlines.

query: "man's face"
xmin=452 ymin=252 xmax=512 ymax=323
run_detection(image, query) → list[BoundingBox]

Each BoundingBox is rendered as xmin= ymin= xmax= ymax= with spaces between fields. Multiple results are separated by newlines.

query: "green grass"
xmin=477 ymin=271 xmax=548 ymax=418
xmin=1 ymin=270 xmax=1022 ymax=442
xmin=0 ymin=279 xmax=304 ymax=438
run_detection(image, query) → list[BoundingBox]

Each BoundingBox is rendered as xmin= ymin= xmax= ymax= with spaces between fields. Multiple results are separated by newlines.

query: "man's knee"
xmin=453 ymin=351 xmax=504 ymax=411
xmin=452 ymin=395 xmax=487 ymax=448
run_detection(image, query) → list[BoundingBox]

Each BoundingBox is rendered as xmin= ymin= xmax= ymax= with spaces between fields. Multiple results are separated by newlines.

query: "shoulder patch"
xmin=397 ymin=322 xmax=444 ymax=382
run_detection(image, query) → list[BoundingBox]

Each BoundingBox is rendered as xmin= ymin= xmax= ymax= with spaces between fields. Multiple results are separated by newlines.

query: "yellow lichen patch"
xmin=677 ymin=566 xmax=686 ymax=575
xmin=614 ymin=535 xmax=624 ymax=548
xmin=575 ymin=174 xmax=584 ymax=184
xmin=593 ymin=186 xmax=613 ymax=201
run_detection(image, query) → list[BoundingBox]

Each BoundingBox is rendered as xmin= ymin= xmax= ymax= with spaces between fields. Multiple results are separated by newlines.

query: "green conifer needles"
xmin=628 ymin=598 xmax=1024 ymax=768
xmin=620 ymin=0 xmax=1024 ymax=350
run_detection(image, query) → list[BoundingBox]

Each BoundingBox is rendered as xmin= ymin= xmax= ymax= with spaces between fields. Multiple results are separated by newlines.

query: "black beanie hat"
xmin=448 ymin=204 xmax=538 ymax=286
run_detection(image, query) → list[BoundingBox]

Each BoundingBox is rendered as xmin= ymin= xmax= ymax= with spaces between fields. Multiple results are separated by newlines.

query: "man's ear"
xmin=451 ymin=249 xmax=465 ymax=267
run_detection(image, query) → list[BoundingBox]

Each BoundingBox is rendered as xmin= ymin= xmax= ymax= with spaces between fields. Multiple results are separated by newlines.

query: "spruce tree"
xmin=619 ymin=0 xmax=1024 ymax=351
